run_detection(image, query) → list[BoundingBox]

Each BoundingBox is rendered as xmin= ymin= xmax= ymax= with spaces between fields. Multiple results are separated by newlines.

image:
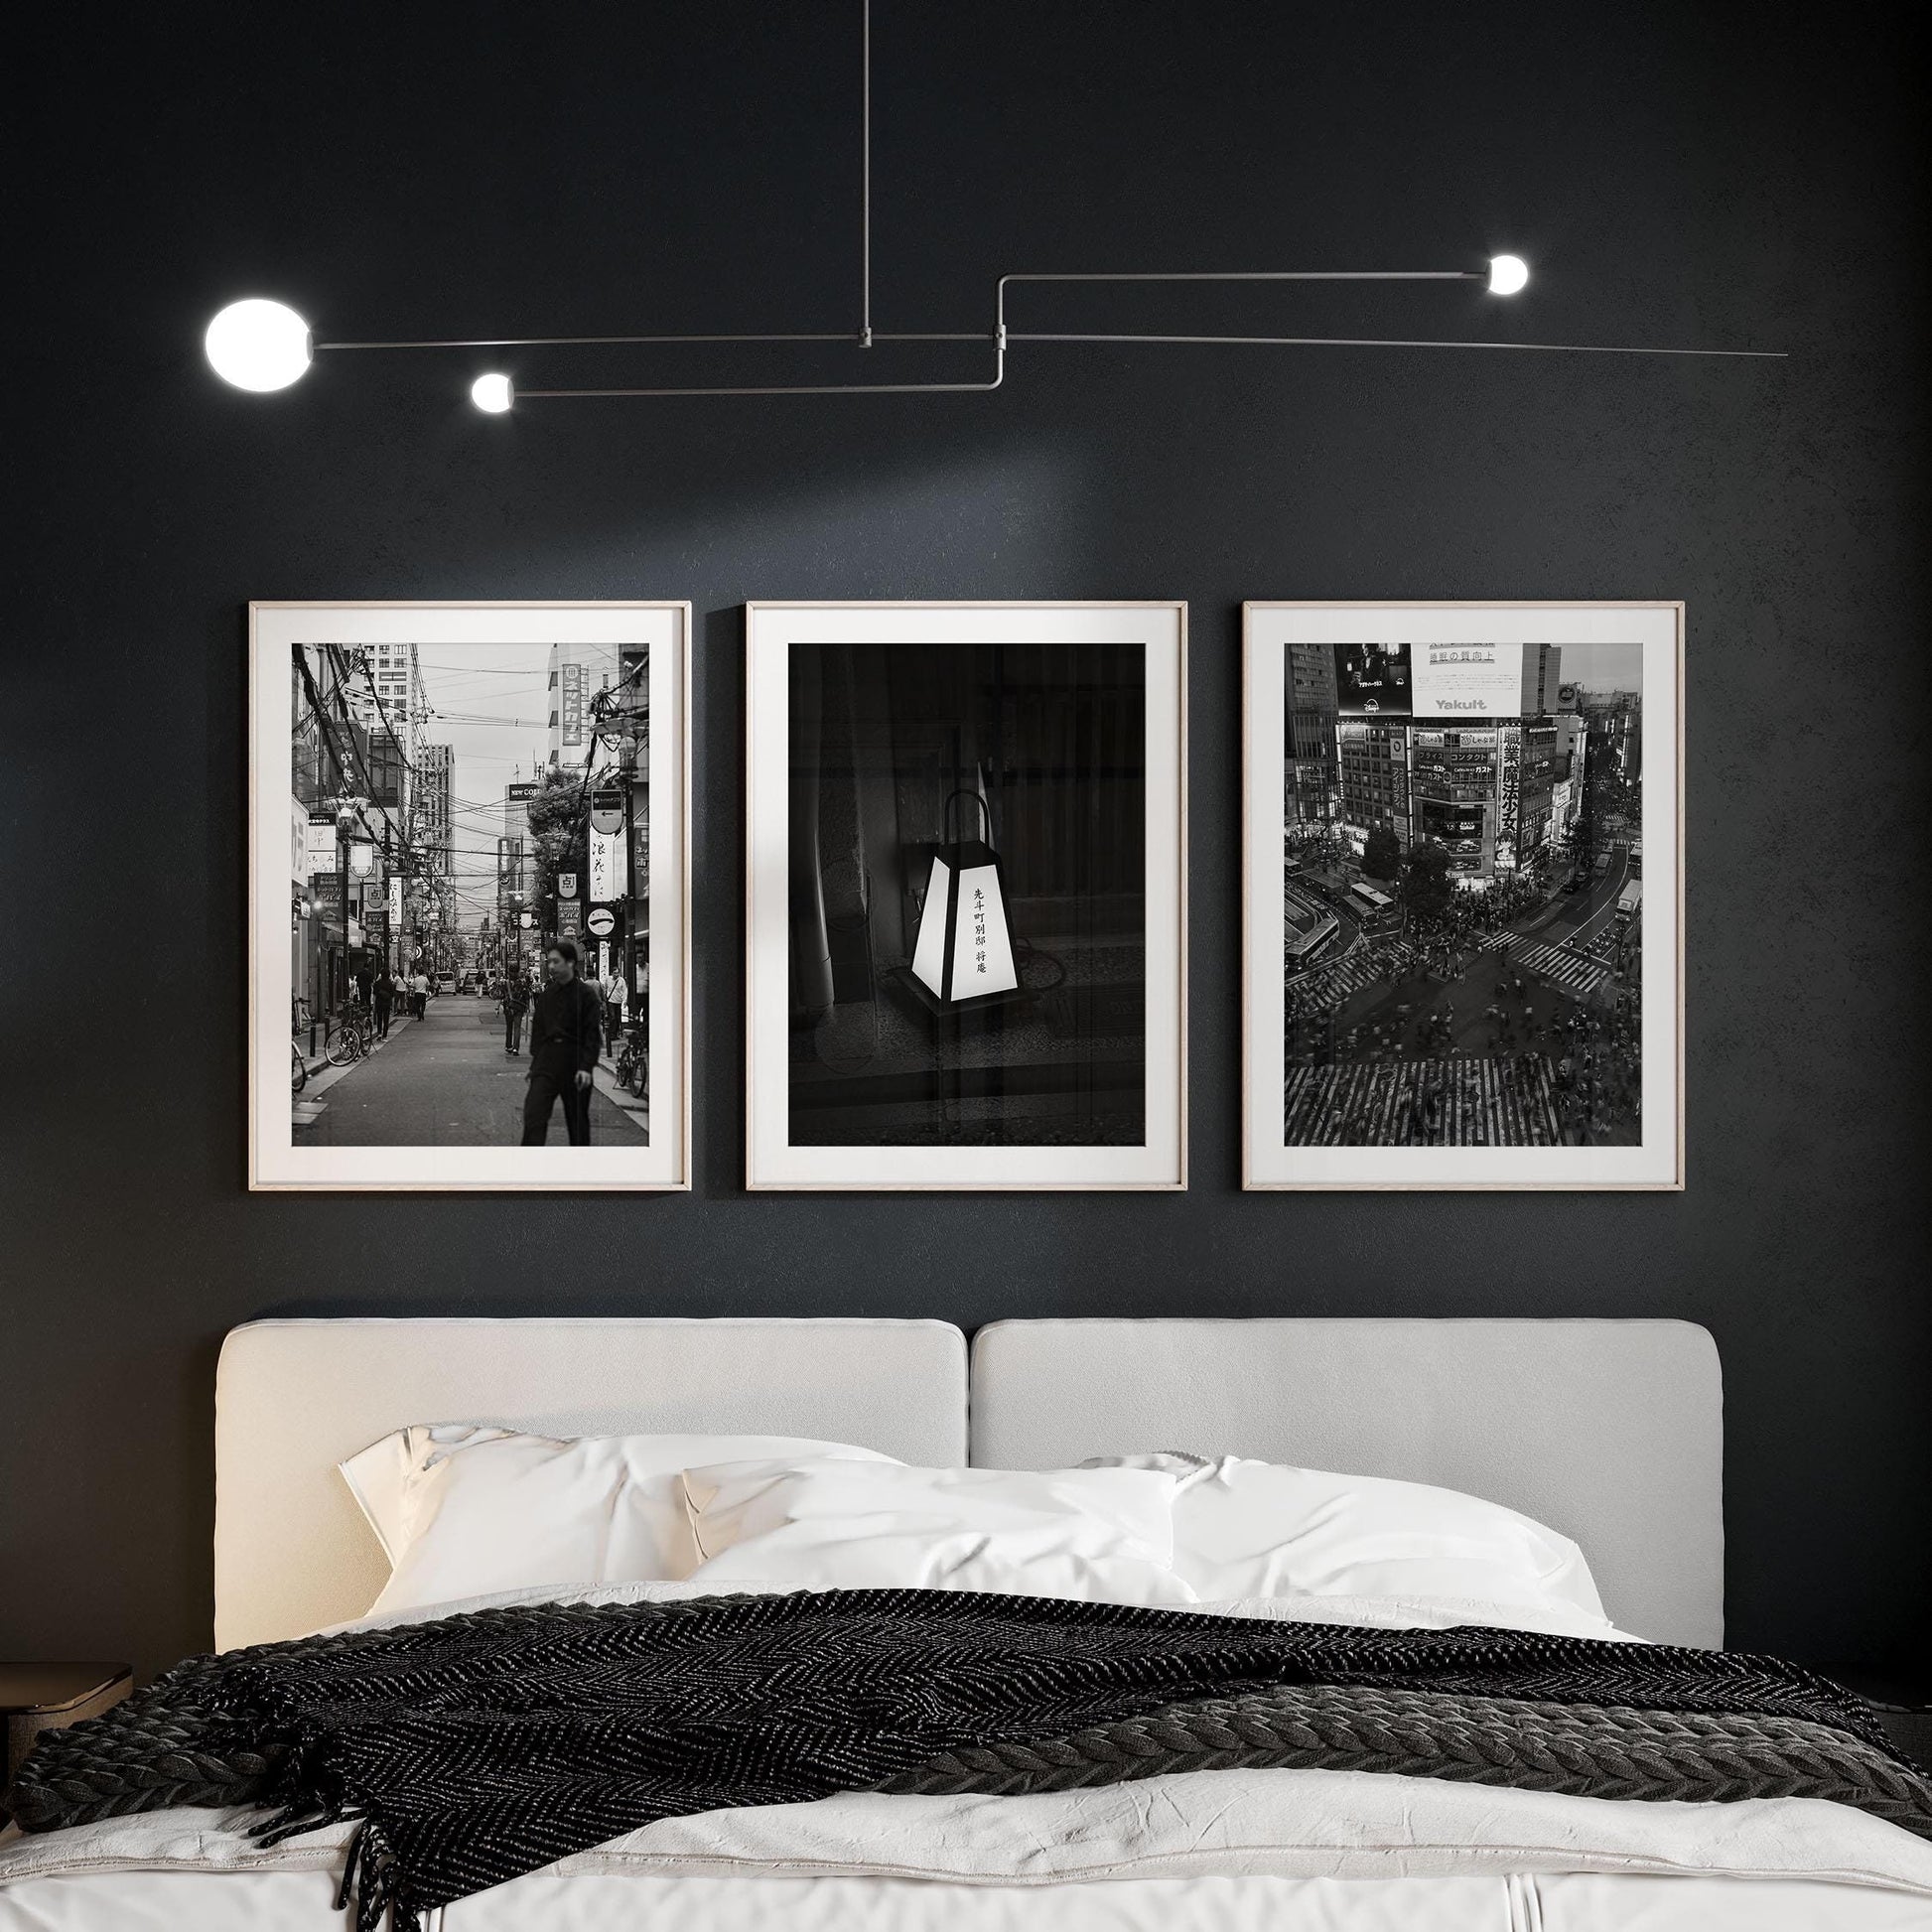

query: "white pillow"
xmin=1083 ymin=1453 xmax=1604 ymax=1617
xmin=683 ymin=1457 xmax=1197 ymax=1606
xmin=339 ymin=1427 xmax=898 ymax=1617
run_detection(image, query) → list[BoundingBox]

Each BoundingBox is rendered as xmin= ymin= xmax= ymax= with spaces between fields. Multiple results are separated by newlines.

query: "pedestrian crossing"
xmin=1284 ymin=1053 xmax=1563 ymax=1147
xmin=1510 ymin=940 xmax=1607 ymax=997
xmin=1285 ymin=945 xmax=1417 ymax=1020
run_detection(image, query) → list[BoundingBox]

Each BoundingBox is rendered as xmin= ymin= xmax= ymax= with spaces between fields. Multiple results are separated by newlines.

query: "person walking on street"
xmin=373 ymin=966 xmax=395 ymax=1039
xmin=602 ymin=967 xmax=625 ymax=1055
xmin=521 ymin=939 xmax=602 ymax=1146
xmin=411 ymin=968 xmax=430 ymax=1018
xmin=503 ymin=971 xmax=530 ymax=1056
xmin=353 ymin=958 xmax=374 ymax=1010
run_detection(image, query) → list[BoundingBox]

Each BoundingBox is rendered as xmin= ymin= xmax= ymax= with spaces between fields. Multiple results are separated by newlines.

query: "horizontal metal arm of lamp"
xmin=202 ymin=260 xmax=1783 ymax=407
xmin=483 ymin=268 xmax=1502 ymax=401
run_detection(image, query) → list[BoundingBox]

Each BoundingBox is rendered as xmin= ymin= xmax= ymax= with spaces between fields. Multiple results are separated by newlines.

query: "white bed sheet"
xmin=6 ymin=1867 xmax=1930 ymax=1931
xmin=6 ymin=1585 xmax=1929 ymax=1932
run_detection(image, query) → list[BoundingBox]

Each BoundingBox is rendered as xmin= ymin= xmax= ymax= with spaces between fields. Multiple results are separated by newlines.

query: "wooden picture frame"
xmin=1242 ymin=601 xmax=1683 ymax=1190
xmin=746 ymin=601 xmax=1187 ymax=1190
xmin=249 ymin=601 xmax=692 ymax=1190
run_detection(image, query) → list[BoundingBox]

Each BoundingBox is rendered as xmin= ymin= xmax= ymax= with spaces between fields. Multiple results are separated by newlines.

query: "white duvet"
xmin=5 ymin=1584 xmax=1930 ymax=1932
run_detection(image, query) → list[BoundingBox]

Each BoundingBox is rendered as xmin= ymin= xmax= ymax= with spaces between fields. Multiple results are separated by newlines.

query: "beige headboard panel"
xmin=970 ymin=1318 xmax=1724 ymax=1649
xmin=215 ymin=1314 xmax=1722 ymax=1654
xmin=214 ymin=1316 xmax=968 ymax=1649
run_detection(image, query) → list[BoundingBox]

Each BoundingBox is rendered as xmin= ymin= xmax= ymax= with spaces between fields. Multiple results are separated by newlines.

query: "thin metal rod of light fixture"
xmin=861 ymin=0 xmax=872 ymax=346
xmin=1012 ymin=333 xmax=1788 ymax=360
xmin=315 ymin=333 xmax=856 ymax=350
xmin=312 ymin=270 xmax=1490 ymax=354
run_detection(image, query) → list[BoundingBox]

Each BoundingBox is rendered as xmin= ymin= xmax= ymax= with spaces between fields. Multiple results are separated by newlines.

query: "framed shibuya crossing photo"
xmin=248 ymin=602 xmax=691 ymax=1190
xmin=745 ymin=602 xmax=1186 ymax=1190
xmin=1241 ymin=602 xmax=1682 ymax=1190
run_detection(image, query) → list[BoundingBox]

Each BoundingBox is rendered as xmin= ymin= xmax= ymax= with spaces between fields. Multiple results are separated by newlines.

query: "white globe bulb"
xmin=1487 ymin=254 xmax=1530 ymax=296
xmin=205 ymin=300 xmax=313 ymax=390
xmin=471 ymin=373 xmax=514 ymax=413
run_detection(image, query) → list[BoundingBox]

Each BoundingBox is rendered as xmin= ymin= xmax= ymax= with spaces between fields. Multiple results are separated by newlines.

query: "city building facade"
xmin=1315 ymin=642 xmax=1589 ymax=885
xmin=546 ymin=641 xmax=620 ymax=771
xmin=1286 ymin=641 xmax=1339 ymax=823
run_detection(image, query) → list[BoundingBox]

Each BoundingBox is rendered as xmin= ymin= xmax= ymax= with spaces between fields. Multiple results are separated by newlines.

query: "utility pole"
xmin=622 ymin=744 xmax=635 ymax=1022
xmin=336 ymin=799 xmax=352 ymax=1012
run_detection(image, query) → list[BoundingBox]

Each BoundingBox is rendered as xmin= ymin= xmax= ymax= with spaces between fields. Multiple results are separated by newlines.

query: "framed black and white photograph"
xmin=1242 ymin=603 xmax=1682 ymax=1189
xmin=249 ymin=602 xmax=690 ymax=1190
xmin=746 ymin=602 xmax=1186 ymax=1190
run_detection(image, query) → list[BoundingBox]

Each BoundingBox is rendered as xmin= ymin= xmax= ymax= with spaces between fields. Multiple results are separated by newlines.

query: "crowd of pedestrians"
xmin=1282 ymin=851 xmax=1643 ymax=1148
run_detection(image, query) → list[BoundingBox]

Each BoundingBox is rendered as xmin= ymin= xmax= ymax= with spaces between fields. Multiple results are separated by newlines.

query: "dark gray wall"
xmin=7 ymin=1 xmax=1927 ymax=1681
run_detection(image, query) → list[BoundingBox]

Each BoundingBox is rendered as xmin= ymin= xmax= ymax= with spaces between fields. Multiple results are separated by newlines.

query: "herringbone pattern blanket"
xmin=13 ymin=1590 xmax=1930 ymax=1932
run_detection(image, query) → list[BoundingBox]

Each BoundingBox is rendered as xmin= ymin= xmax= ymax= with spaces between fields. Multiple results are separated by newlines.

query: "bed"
xmin=2 ymin=1314 xmax=1927 ymax=1932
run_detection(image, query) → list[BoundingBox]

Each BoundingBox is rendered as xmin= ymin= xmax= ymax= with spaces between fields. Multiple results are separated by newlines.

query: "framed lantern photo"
xmin=746 ymin=601 xmax=1187 ymax=1190
xmin=1242 ymin=602 xmax=1683 ymax=1190
xmin=249 ymin=601 xmax=691 ymax=1190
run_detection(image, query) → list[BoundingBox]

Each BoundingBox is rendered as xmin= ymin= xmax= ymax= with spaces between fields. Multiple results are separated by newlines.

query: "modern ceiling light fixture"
xmin=470 ymin=373 xmax=514 ymax=414
xmin=1486 ymin=255 xmax=1531 ymax=296
xmin=205 ymin=299 xmax=313 ymax=392
xmin=203 ymin=3 xmax=1782 ymax=411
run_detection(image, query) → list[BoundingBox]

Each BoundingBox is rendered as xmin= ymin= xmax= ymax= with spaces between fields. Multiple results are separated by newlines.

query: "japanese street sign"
xmin=305 ymin=820 xmax=339 ymax=870
xmin=588 ymin=824 xmax=626 ymax=902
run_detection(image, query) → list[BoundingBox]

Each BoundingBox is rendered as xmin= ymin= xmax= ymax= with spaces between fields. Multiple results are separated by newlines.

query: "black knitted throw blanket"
xmin=13 ymin=1589 xmax=1931 ymax=1932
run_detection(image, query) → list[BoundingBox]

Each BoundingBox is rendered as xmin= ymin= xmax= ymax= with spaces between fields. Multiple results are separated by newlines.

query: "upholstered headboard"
xmin=213 ymin=1316 xmax=969 ymax=1649
xmin=214 ymin=1314 xmax=1723 ymax=1653
xmin=969 ymin=1318 xmax=1724 ymax=1649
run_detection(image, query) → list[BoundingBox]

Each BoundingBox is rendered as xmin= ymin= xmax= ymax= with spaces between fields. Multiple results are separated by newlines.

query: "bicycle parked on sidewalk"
xmin=291 ymin=997 xmax=316 ymax=1093
xmin=615 ymin=1020 xmax=648 ymax=1096
xmin=325 ymin=998 xmax=375 ymax=1067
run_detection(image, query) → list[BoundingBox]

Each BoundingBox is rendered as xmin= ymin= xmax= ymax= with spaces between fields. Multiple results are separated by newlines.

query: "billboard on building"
xmin=1336 ymin=641 xmax=1546 ymax=720
xmin=1411 ymin=641 xmax=1529 ymax=720
xmin=1334 ymin=643 xmax=1413 ymax=716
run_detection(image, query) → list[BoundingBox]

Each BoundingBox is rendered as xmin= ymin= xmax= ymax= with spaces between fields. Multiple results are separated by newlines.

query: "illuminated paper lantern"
xmin=910 ymin=791 xmax=1019 ymax=1003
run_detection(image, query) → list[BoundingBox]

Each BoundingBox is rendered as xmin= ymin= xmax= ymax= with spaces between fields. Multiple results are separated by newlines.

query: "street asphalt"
xmin=294 ymin=994 xmax=646 ymax=1146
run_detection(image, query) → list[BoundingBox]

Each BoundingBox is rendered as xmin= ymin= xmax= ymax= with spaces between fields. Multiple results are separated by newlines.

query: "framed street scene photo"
xmin=1242 ymin=602 xmax=1682 ymax=1189
xmin=249 ymin=602 xmax=691 ymax=1190
xmin=746 ymin=602 xmax=1187 ymax=1190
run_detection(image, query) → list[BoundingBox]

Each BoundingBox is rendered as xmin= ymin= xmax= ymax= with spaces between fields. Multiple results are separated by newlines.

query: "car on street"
xmin=459 ymin=975 xmax=478 ymax=995
xmin=437 ymin=974 xmax=458 ymax=996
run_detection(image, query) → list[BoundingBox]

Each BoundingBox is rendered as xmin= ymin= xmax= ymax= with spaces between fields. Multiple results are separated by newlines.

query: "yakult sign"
xmin=1411 ymin=642 xmax=1526 ymax=720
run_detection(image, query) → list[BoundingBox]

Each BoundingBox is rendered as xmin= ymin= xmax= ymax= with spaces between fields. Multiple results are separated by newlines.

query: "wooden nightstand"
xmin=2 ymin=1665 xmax=133 ymax=1820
